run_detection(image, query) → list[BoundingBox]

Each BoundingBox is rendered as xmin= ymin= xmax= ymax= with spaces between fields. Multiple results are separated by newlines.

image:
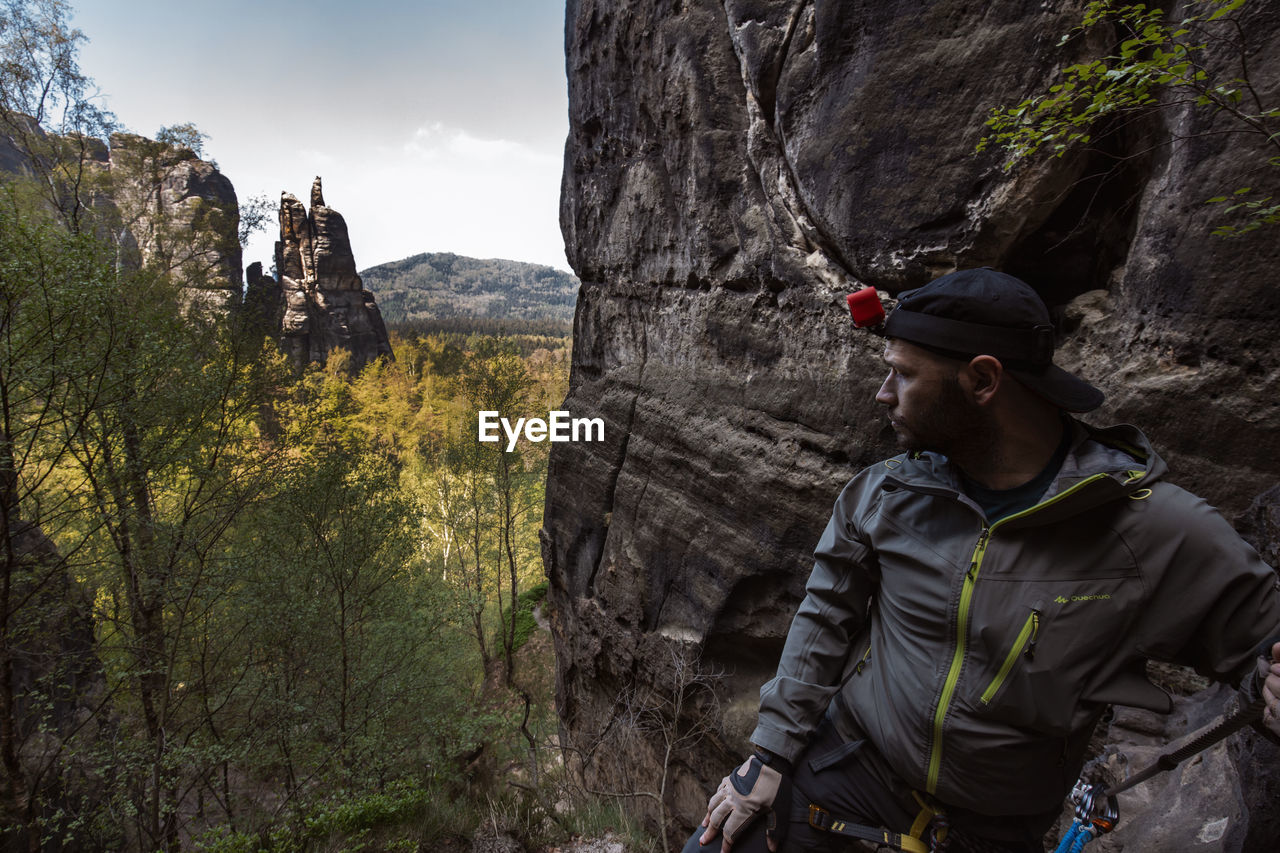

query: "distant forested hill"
xmin=361 ymin=252 xmax=579 ymax=332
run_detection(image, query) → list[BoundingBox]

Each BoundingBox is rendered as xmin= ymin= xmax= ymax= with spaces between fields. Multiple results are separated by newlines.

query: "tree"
xmin=0 ymin=171 xmax=267 ymax=852
xmin=561 ymin=643 xmax=723 ymax=853
xmin=430 ymin=342 xmax=544 ymax=686
xmin=154 ymin=122 xmax=207 ymax=159
xmin=1 ymin=6 xmax=267 ymax=845
xmin=59 ymin=267 xmax=287 ymax=852
xmin=978 ymin=0 xmax=1280 ymax=234
xmin=0 ymin=0 xmax=116 ymax=232
xmin=0 ymin=182 xmax=121 ymax=851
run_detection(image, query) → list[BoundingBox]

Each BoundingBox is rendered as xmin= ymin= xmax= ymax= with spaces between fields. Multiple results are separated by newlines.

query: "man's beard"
xmin=893 ymin=376 xmax=995 ymax=459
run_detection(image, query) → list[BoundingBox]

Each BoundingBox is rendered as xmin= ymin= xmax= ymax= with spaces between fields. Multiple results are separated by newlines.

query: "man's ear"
xmin=963 ymin=355 xmax=1003 ymax=405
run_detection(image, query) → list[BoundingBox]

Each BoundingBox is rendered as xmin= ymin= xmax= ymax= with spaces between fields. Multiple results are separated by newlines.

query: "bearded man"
xmin=687 ymin=268 xmax=1280 ymax=853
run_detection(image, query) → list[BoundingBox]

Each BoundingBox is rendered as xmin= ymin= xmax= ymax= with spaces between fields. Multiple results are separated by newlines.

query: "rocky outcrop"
xmin=1065 ymin=683 xmax=1280 ymax=853
xmin=547 ymin=0 xmax=1280 ymax=847
xmin=0 ymin=124 xmax=243 ymax=309
xmin=252 ymin=178 xmax=393 ymax=372
xmin=0 ymin=113 xmax=45 ymax=176
xmin=106 ymin=133 xmax=243 ymax=310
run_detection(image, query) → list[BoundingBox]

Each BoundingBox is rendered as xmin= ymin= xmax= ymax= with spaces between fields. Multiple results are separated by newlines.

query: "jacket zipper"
xmin=924 ymin=472 xmax=1111 ymax=796
xmin=926 ymin=527 xmax=989 ymax=793
xmin=835 ymin=642 xmax=873 ymax=697
xmin=979 ymin=606 xmax=1041 ymax=705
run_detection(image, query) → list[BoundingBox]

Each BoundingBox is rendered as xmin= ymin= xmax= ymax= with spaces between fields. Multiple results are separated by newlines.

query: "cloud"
xmin=404 ymin=123 xmax=558 ymax=165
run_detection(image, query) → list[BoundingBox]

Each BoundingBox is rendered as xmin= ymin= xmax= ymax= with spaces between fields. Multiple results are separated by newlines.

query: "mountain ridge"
xmin=360 ymin=251 xmax=579 ymax=330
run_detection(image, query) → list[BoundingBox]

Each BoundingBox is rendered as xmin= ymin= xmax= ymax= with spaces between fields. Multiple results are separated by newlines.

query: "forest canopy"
xmin=0 ymin=3 xmax=593 ymax=851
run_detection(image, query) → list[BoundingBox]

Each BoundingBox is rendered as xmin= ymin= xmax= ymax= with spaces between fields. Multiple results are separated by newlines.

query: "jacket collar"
xmin=884 ymin=420 xmax=1165 ymax=524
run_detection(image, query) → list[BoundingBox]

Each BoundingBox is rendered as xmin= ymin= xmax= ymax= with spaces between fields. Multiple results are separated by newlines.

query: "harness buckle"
xmin=807 ymin=804 xmax=832 ymax=830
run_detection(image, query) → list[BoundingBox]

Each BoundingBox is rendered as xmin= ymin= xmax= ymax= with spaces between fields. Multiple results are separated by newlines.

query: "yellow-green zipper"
xmin=926 ymin=527 xmax=988 ymax=792
xmin=924 ymin=472 xmax=1110 ymax=795
xmin=855 ymin=643 xmax=872 ymax=674
xmin=979 ymin=607 xmax=1040 ymax=705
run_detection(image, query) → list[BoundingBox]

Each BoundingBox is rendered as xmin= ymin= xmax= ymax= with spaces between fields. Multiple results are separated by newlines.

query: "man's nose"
xmin=875 ymin=375 xmax=894 ymax=406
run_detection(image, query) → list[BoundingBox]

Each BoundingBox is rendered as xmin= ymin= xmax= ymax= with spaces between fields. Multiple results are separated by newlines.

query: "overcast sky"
xmin=70 ymin=0 xmax=572 ymax=273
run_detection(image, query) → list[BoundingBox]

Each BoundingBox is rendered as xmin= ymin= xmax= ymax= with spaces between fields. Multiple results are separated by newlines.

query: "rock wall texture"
xmin=547 ymin=0 xmax=1280 ymax=849
xmin=246 ymin=178 xmax=393 ymax=373
xmin=106 ymin=133 xmax=244 ymax=311
xmin=0 ymin=125 xmax=243 ymax=308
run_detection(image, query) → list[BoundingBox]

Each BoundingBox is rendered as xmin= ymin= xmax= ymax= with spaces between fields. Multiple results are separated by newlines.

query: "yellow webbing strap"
xmin=910 ymin=791 xmax=947 ymax=848
xmin=898 ymin=833 xmax=931 ymax=853
xmin=806 ymin=804 xmax=931 ymax=853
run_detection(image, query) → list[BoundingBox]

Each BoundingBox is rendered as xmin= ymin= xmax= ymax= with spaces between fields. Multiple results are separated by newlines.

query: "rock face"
xmin=0 ymin=124 xmax=243 ymax=308
xmin=254 ymin=178 xmax=393 ymax=372
xmin=106 ymin=133 xmax=243 ymax=310
xmin=1067 ymin=684 xmax=1280 ymax=853
xmin=547 ymin=0 xmax=1280 ymax=847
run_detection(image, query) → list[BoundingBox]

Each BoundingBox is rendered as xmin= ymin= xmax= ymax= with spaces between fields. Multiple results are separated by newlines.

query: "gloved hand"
xmin=699 ymin=752 xmax=792 ymax=852
xmin=1261 ymin=641 xmax=1280 ymax=738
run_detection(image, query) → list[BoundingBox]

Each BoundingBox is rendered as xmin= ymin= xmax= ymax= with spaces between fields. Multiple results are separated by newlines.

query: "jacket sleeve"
xmin=1128 ymin=484 xmax=1280 ymax=692
xmin=750 ymin=473 xmax=881 ymax=762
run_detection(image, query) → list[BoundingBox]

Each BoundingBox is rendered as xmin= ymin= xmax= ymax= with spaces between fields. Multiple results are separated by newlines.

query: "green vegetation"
xmin=979 ymin=0 xmax=1280 ymax=235
xmin=0 ymin=163 xmax=608 ymax=849
xmin=502 ymin=581 xmax=549 ymax=655
xmin=361 ymin=253 xmax=578 ymax=331
xmin=0 ymin=4 xmax=665 ymax=852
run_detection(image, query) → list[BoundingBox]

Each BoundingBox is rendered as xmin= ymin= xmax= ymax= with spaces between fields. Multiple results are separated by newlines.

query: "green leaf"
xmin=1208 ymin=0 xmax=1247 ymax=23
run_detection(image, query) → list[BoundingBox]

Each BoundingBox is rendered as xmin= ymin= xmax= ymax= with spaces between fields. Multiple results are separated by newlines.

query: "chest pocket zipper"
xmin=979 ymin=606 xmax=1041 ymax=705
xmin=835 ymin=643 xmax=874 ymax=698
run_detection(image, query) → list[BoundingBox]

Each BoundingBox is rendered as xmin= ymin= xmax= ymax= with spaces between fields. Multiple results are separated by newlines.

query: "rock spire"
xmin=254 ymin=177 xmax=393 ymax=372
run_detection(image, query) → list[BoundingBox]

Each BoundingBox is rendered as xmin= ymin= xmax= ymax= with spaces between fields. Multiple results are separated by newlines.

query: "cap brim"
xmin=1007 ymin=364 xmax=1105 ymax=413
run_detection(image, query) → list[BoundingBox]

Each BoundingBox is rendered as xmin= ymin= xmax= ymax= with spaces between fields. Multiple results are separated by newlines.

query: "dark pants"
xmin=682 ymin=717 xmax=1049 ymax=853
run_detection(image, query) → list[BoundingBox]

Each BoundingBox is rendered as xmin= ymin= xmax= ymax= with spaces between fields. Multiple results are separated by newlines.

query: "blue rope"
xmin=1053 ymin=820 xmax=1098 ymax=853
xmin=1070 ymin=826 xmax=1097 ymax=853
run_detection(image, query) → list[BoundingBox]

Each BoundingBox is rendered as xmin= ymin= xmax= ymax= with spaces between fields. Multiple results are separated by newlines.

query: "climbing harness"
xmin=804 ymin=692 xmax=1267 ymax=853
xmin=806 ymin=792 xmax=946 ymax=853
xmin=1053 ymin=692 xmax=1267 ymax=852
xmin=806 ymin=796 xmax=1019 ymax=853
xmin=807 ymin=802 xmax=931 ymax=853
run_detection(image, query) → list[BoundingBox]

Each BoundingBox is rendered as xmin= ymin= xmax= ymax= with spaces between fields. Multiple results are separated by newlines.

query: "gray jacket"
xmin=751 ymin=420 xmax=1280 ymax=816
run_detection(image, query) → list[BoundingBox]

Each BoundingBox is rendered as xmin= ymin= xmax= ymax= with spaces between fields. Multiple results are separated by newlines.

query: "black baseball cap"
xmin=883 ymin=268 xmax=1104 ymax=412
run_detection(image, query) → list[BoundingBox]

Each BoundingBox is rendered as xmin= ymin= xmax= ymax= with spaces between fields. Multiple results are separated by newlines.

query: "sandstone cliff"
xmin=106 ymin=133 xmax=243 ymax=310
xmin=0 ymin=124 xmax=243 ymax=308
xmin=547 ymin=1 xmax=1280 ymax=849
xmin=246 ymin=178 xmax=393 ymax=373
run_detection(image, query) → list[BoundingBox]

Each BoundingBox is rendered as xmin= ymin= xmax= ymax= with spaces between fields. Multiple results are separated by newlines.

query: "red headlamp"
xmin=847 ymin=288 xmax=885 ymax=329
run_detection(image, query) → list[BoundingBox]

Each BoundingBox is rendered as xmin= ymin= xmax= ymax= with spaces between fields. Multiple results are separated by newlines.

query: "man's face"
xmin=876 ymin=339 xmax=983 ymax=455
